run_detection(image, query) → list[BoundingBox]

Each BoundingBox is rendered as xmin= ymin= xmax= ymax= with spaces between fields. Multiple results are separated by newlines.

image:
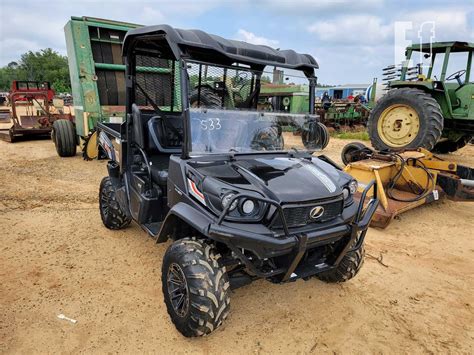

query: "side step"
xmin=142 ymin=222 xmax=162 ymax=238
xmin=287 ymin=262 xmax=334 ymax=281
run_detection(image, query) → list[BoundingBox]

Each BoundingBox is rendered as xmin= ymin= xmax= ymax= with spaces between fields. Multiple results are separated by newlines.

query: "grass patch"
xmin=330 ymin=130 xmax=369 ymax=141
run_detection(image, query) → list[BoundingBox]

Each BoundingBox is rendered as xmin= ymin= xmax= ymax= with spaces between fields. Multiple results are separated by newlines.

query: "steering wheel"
xmin=237 ymin=71 xmax=249 ymax=82
xmin=446 ymin=69 xmax=466 ymax=85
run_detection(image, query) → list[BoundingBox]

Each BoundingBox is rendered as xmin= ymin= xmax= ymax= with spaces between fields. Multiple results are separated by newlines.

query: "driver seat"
xmin=131 ymin=104 xmax=169 ymax=186
xmin=149 ymin=155 xmax=169 ymax=185
xmin=147 ymin=116 xmax=176 ymax=186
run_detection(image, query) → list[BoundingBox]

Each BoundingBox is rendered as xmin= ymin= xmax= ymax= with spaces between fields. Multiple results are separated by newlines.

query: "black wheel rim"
xmin=167 ymin=263 xmax=189 ymax=317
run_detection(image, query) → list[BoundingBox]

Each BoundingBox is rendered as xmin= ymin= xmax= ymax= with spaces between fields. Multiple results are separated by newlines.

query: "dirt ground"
xmin=1 ymin=136 xmax=473 ymax=354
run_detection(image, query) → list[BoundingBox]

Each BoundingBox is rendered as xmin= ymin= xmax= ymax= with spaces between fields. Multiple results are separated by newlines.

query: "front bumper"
xmin=208 ymin=180 xmax=379 ymax=281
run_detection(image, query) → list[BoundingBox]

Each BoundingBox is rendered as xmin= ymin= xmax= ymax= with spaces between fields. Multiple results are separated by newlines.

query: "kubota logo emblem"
xmin=309 ymin=206 xmax=324 ymax=220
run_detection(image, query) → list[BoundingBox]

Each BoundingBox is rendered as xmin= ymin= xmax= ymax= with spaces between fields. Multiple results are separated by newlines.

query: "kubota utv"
xmin=96 ymin=24 xmax=378 ymax=337
xmin=369 ymin=41 xmax=474 ymax=153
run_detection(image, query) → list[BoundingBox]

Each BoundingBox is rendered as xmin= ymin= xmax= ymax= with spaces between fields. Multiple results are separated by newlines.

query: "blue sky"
xmin=0 ymin=0 xmax=473 ymax=84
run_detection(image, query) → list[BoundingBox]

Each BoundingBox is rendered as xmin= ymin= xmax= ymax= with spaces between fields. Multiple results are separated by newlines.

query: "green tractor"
xmin=369 ymin=41 xmax=473 ymax=153
xmin=188 ymin=67 xmax=253 ymax=109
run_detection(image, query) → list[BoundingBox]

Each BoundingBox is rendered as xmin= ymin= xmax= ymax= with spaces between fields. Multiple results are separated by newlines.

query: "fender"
xmin=156 ymin=202 xmax=213 ymax=243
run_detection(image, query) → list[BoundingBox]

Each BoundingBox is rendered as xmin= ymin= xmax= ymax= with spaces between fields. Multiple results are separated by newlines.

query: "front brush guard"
xmin=209 ymin=180 xmax=379 ymax=282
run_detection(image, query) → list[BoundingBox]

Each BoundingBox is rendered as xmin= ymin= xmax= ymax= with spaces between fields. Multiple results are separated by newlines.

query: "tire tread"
xmin=368 ymin=88 xmax=443 ymax=151
xmin=162 ymin=237 xmax=230 ymax=337
xmin=317 ymin=241 xmax=365 ymax=283
xmin=52 ymin=119 xmax=76 ymax=157
xmin=99 ymin=177 xmax=131 ymax=230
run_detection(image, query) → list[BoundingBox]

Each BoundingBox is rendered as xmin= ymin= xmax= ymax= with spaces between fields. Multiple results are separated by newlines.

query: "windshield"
xmin=186 ymin=61 xmax=318 ymax=155
xmin=190 ymin=109 xmax=318 ymax=155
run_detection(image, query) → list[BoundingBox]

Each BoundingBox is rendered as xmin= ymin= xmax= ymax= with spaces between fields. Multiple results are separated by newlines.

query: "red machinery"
xmin=10 ymin=81 xmax=56 ymax=102
xmin=0 ymin=90 xmax=73 ymax=142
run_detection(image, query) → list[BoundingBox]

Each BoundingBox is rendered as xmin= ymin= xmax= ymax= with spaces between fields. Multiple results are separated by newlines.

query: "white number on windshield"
xmin=199 ymin=118 xmax=221 ymax=130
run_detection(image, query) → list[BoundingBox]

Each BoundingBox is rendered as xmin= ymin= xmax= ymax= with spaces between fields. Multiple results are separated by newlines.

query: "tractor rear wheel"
xmin=368 ymin=88 xmax=443 ymax=151
xmin=52 ymin=119 xmax=76 ymax=157
xmin=189 ymin=87 xmax=222 ymax=108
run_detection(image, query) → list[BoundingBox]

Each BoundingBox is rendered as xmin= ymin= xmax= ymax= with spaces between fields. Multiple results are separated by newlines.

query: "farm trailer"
xmin=53 ymin=17 xmax=142 ymax=158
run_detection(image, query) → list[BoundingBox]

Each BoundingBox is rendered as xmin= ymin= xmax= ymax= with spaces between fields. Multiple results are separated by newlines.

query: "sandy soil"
xmin=1 ymin=137 xmax=473 ymax=354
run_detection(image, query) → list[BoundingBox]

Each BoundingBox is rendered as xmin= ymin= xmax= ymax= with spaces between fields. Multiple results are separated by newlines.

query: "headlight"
xmin=343 ymin=180 xmax=358 ymax=207
xmin=221 ymin=192 xmax=238 ymax=211
xmin=241 ymin=199 xmax=256 ymax=215
xmin=214 ymin=190 xmax=266 ymax=221
xmin=349 ymin=180 xmax=358 ymax=194
xmin=343 ymin=188 xmax=350 ymax=200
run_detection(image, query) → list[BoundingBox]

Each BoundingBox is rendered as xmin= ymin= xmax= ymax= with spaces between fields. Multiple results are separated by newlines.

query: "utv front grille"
xmin=271 ymin=197 xmax=343 ymax=229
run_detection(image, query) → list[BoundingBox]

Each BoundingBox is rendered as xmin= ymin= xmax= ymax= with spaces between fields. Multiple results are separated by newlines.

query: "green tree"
xmin=261 ymin=75 xmax=272 ymax=84
xmin=0 ymin=49 xmax=70 ymax=92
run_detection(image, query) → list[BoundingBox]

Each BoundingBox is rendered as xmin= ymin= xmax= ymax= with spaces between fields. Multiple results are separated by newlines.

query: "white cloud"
xmin=259 ymin=0 xmax=384 ymax=13
xmin=399 ymin=9 xmax=474 ymax=42
xmin=0 ymin=0 xmax=223 ymax=66
xmin=141 ymin=6 xmax=165 ymax=23
xmin=307 ymin=15 xmax=392 ymax=45
xmin=235 ymin=29 xmax=279 ymax=47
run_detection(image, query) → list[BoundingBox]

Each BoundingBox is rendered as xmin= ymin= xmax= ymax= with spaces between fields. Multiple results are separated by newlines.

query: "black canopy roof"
xmin=407 ymin=41 xmax=474 ymax=53
xmin=123 ymin=25 xmax=318 ymax=73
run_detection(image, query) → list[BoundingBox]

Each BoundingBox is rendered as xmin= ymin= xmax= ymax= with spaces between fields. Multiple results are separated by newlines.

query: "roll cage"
xmin=121 ymin=25 xmax=319 ymax=163
xmin=402 ymin=41 xmax=473 ymax=83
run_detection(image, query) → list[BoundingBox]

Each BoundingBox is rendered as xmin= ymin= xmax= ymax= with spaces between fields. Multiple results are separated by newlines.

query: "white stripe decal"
xmin=187 ymin=178 xmax=206 ymax=206
xmin=305 ymin=164 xmax=337 ymax=193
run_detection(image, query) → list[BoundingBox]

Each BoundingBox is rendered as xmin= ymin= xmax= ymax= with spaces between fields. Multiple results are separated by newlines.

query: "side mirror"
xmin=301 ymin=121 xmax=330 ymax=150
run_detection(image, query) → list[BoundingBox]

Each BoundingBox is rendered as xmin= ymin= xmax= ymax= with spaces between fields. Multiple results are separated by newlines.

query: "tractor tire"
xmin=368 ymin=88 xmax=443 ymax=151
xmin=52 ymin=119 xmax=77 ymax=157
xmin=162 ymin=237 xmax=230 ymax=337
xmin=189 ymin=87 xmax=222 ymax=108
xmin=99 ymin=177 xmax=131 ymax=230
xmin=317 ymin=235 xmax=365 ymax=283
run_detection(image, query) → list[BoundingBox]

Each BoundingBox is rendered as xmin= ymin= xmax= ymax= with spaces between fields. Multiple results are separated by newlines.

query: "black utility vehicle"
xmin=97 ymin=25 xmax=379 ymax=337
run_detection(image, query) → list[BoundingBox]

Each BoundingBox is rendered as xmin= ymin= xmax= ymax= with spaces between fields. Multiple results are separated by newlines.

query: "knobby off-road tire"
xmin=317 ymin=235 xmax=365 ymax=283
xmin=189 ymin=87 xmax=222 ymax=108
xmin=368 ymin=88 xmax=443 ymax=151
xmin=52 ymin=119 xmax=76 ymax=157
xmin=162 ymin=237 xmax=230 ymax=337
xmin=99 ymin=177 xmax=131 ymax=230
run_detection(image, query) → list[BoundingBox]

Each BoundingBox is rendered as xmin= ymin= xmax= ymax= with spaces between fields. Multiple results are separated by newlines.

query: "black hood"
xmin=193 ymin=156 xmax=350 ymax=204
